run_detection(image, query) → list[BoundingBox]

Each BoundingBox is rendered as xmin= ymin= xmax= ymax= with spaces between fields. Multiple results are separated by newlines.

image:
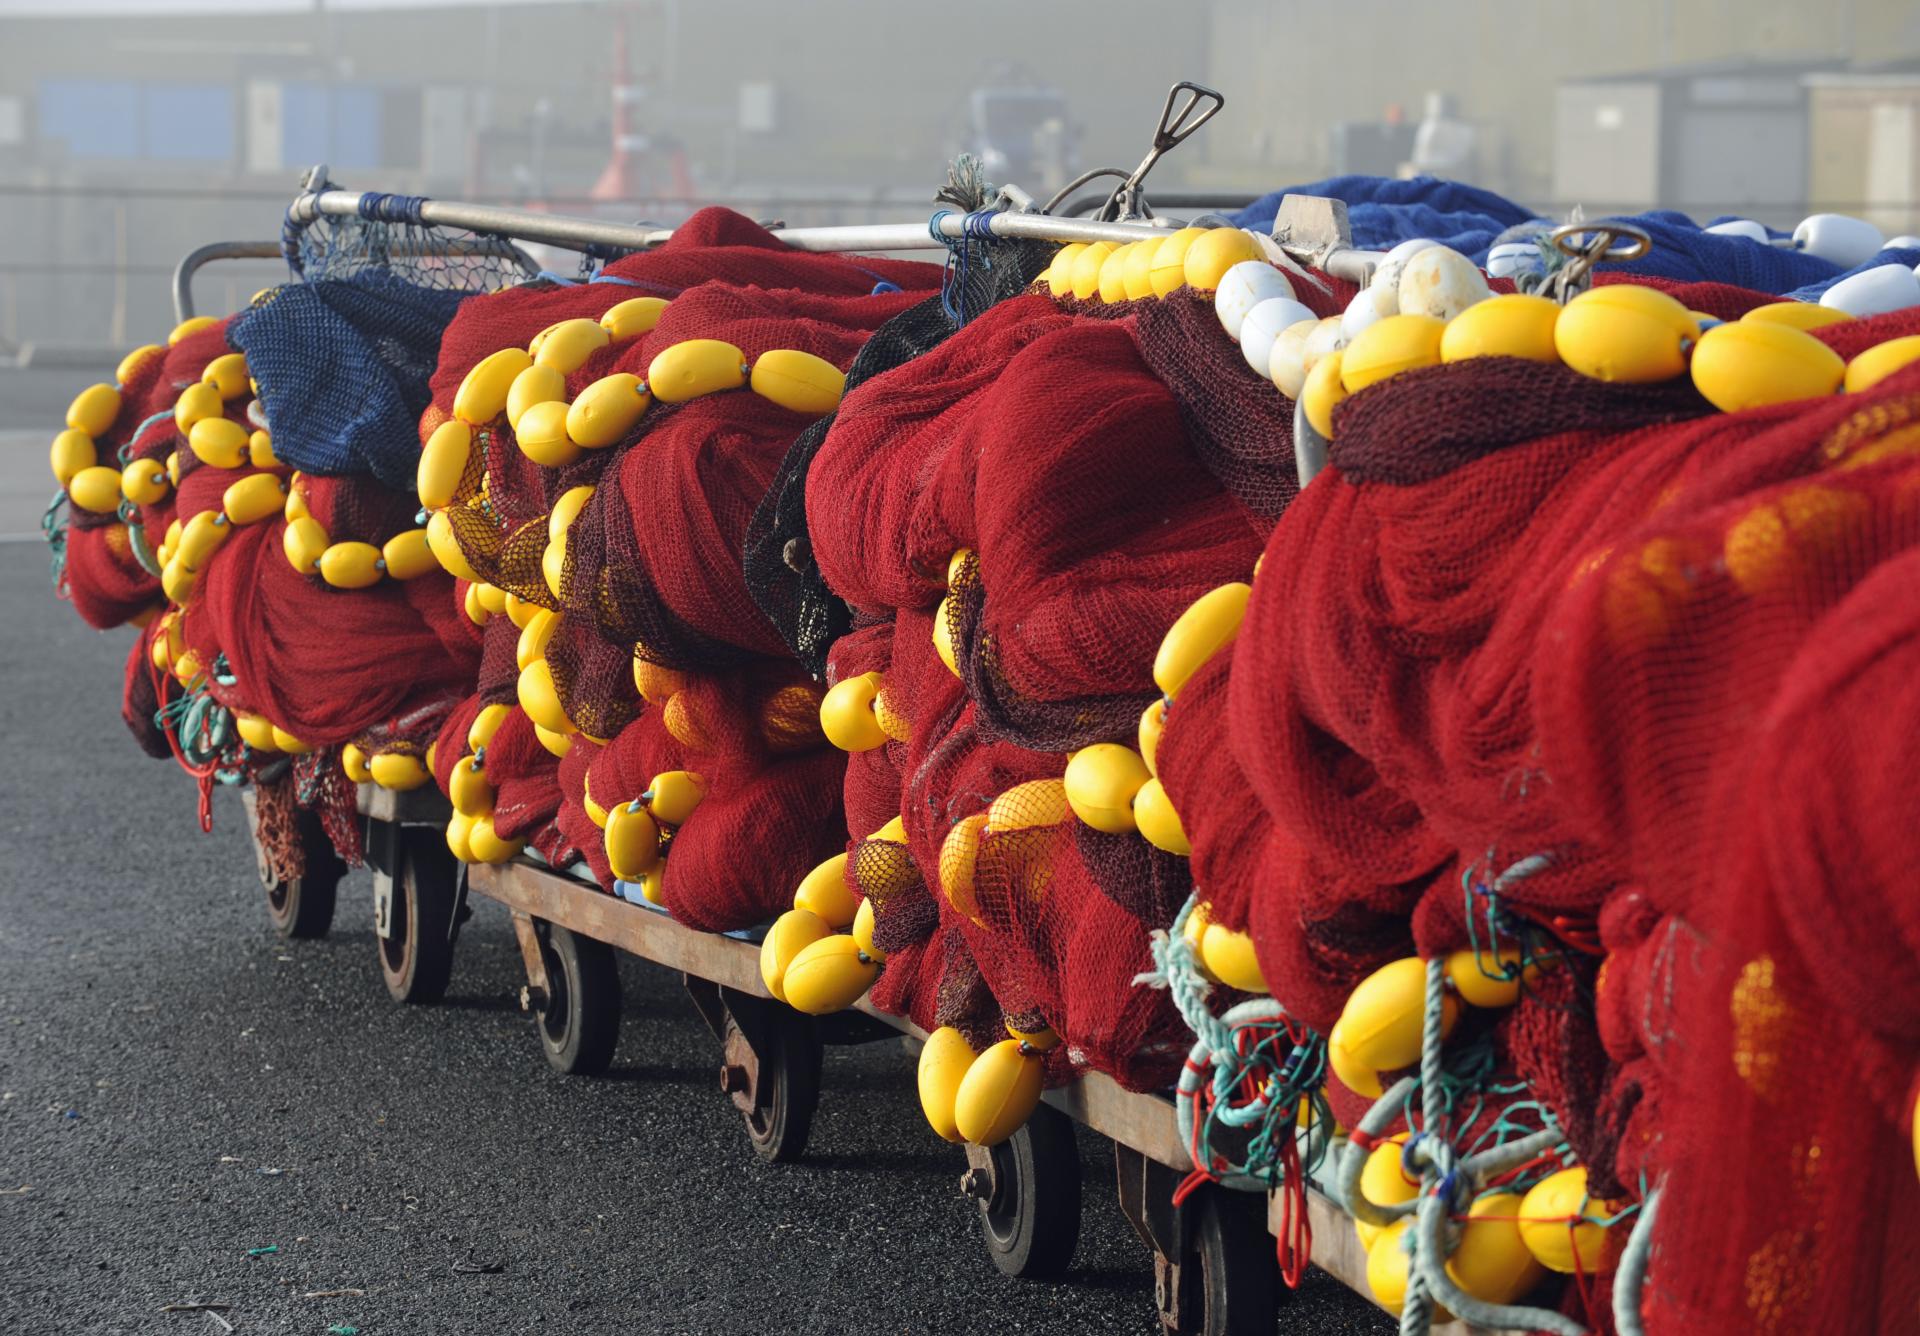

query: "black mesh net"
xmin=742 ymin=236 xmax=1054 ymax=677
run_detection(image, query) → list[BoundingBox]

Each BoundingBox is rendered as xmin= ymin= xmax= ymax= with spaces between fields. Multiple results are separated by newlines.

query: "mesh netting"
xmin=1148 ymin=284 xmax=1920 ymax=1331
xmin=284 ymin=187 xmax=529 ymax=293
xmin=1526 ymin=356 xmax=1920 ymax=1334
xmin=744 ymin=237 xmax=1054 ymax=674
xmin=230 ymin=273 xmax=470 ymax=489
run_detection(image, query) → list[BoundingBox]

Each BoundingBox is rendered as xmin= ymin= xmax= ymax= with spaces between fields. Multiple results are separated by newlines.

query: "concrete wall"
xmin=1809 ymin=77 xmax=1920 ymax=232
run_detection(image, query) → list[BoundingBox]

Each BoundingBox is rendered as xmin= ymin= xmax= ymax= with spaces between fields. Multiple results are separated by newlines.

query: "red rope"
xmin=146 ymin=633 xmax=224 ymax=834
xmin=1273 ymin=1137 xmax=1310 ymax=1288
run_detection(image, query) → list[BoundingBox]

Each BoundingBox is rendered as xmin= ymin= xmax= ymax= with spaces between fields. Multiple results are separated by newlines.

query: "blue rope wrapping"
xmin=282 ymin=175 xmax=337 ymax=276
xmin=930 ymin=209 xmax=1000 ymax=328
xmin=355 ymin=192 xmax=429 ymax=226
xmin=589 ymin=273 xmax=647 ymax=287
xmin=1138 ymin=895 xmax=1331 ymax=1192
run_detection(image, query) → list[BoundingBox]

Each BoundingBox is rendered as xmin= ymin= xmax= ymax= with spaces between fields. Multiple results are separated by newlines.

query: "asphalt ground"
xmin=0 ymin=364 xmax=1394 ymax=1334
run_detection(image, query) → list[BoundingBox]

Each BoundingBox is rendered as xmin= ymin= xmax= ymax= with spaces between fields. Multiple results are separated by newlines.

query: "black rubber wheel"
xmin=378 ymin=829 xmax=462 ymax=1004
xmin=1192 ymin=1189 xmax=1280 ymax=1336
xmin=724 ymin=1003 xmax=821 ymax=1164
xmin=976 ymin=1101 xmax=1082 ymax=1278
xmin=262 ymin=810 xmax=342 ymax=940
xmin=536 ymin=924 xmax=620 ymax=1075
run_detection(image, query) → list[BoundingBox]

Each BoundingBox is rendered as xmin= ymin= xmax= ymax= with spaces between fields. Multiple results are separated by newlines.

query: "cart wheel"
xmin=535 ymin=923 xmax=620 ymax=1075
xmin=378 ymin=829 xmax=462 ymax=1004
xmin=1190 ymin=1190 xmax=1279 ymax=1336
xmin=962 ymin=1101 xmax=1082 ymax=1279
xmin=721 ymin=1001 xmax=821 ymax=1163
xmin=261 ymin=810 xmax=342 ymax=940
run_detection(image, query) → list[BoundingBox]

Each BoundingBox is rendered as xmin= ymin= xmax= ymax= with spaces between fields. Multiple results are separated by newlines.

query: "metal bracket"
xmin=1293 ymin=396 xmax=1331 ymax=490
xmin=1272 ymin=193 xmax=1379 ymax=287
xmin=1046 ymin=81 xmax=1225 ymax=221
xmin=1115 ymin=1143 xmax=1200 ymax=1332
xmin=1545 ymin=220 xmax=1652 ymax=304
xmin=1108 ymin=81 xmax=1224 ymax=222
xmin=511 ymin=911 xmax=551 ymax=1013
xmin=364 ymin=816 xmax=401 ymax=940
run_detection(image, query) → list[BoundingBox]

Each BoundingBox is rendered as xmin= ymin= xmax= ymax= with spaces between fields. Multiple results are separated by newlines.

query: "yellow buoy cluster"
xmin=916 ymin=1020 xmax=1055 ymax=1146
xmin=1039 ymin=225 xmax=1268 ymax=305
xmin=49 ymin=342 xmax=172 ymax=514
xmin=1353 ymin=1128 xmax=1615 ymax=1313
xmin=1325 ymin=948 xmax=1548 ymax=1101
xmin=574 ymin=767 xmax=705 ymax=890
xmin=760 ymin=842 xmax=881 ymax=1013
xmin=431 ymin=304 xmax=848 ymax=497
xmin=278 ymin=468 xmax=437 ymax=592
xmin=440 ymin=704 xmax=526 ymax=863
xmin=1069 ymin=574 xmax=1253 ymax=860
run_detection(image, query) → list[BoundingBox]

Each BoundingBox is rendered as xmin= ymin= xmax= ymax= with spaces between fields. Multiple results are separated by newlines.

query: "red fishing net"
xmin=1144 ymin=283 xmax=1920 ymax=1329
xmin=1527 ymin=344 xmax=1920 ymax=1334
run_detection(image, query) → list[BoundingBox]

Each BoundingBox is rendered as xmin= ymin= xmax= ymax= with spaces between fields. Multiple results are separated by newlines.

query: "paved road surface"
xmin=0 ymin=367 xmax=1393 ymax=1334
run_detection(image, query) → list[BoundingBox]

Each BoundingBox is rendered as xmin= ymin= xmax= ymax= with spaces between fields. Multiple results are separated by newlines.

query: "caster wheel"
xmin=721 ymin=998 xmax=821 ymax=1163
xmin=964 ymin=1101 xmax=1082 ymax=1279
xmin=1190 ymin=1190 xmax=1279 ymax=1336
xmin=262 ymin=810 xmax=342 ymax=940
xmin=378 ymin=829 xmax=462 ymax=1004
xmin=536 ymin=923 xmax=620 ymax=1075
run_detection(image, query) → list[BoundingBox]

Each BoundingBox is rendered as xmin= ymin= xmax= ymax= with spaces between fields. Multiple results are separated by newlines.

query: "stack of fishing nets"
xmin=753 ymin=221 xmax=1365 ymax=1148
xmin=415 ymin=208 xmax=943 ymax=926
xmin=40 ymin=200 xmax=514 ymax=870
xmin=1106 ymin=205 xmax=1920 ymax=1332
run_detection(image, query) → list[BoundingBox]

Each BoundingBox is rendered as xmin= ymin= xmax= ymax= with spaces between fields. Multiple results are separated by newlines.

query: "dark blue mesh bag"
xmin=228 ymin=187 xmax=530 ymax=489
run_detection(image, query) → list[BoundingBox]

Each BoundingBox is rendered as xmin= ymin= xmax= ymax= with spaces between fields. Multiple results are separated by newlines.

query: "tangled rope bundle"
xmin=1140 ymin=894 xmax=1334 ymax=1286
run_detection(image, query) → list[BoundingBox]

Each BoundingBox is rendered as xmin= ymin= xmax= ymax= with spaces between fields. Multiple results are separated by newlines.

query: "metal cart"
xmin=199 ymin=80 xmax=1518 ymax=1334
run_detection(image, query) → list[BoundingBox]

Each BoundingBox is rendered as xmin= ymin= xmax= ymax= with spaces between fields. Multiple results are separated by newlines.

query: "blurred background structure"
xmin=0 ymin=0 xmax=1918 ymax=350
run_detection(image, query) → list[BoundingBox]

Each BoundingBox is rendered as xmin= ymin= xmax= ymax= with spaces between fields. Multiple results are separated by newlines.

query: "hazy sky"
xmin=0 ymin=0 xmax=584 ymax=13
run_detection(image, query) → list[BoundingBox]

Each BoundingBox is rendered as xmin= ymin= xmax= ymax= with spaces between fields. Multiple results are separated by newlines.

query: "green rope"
xmin=41 ymin=491 xmax=70 ymax=595
xmin=1142 ymin=895 xmax=1331 ymax=1192
xmin=123 ymin=501 xmax=164 ymax=578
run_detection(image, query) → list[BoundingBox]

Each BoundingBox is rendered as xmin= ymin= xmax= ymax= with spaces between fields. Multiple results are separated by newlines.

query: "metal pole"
xmin=174 ymin=240 xmax=282 ymax=322
xmin=288 ymin=188 xmax=1186 ymax=256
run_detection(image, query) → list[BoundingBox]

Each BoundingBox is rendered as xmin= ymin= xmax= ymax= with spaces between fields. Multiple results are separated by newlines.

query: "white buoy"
xmin=1368 ymin=238 xmax=1435 ymax=302
xmin=1239 ymin=297 xmax=1317 ymax=379
xmin=1341 ymin=284 xmax=1398 ymax=340
xmin=1889 ymin=235 xmax=1920 ymax=251
xmin=1214 ymin=262 xmax=1297 ymax=345
xmin=1486 ymin=241 xmax=1544 ymax=280
xmin=1397 ymin=246 xmax=1492 ymax=320
xmin=1820 ymin=263 xmax=1920 ymax=317
xmin=1794 ymin=214 xmax=1887 ymax=269
xmin=1705 ymin=219 xmax=1770 ymax=243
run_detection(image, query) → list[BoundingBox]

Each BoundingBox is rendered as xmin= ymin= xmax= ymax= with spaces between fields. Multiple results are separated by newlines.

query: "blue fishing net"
xmin=1229 ymin=174 xmax=1917 ymax=296
xmin=1229 ymin=175 xmax=1538 ymax=261
xmin=227 ymin=186 xmax=531 ymax=489
xmin=228 ymin=274 xmax=469 ymax=490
